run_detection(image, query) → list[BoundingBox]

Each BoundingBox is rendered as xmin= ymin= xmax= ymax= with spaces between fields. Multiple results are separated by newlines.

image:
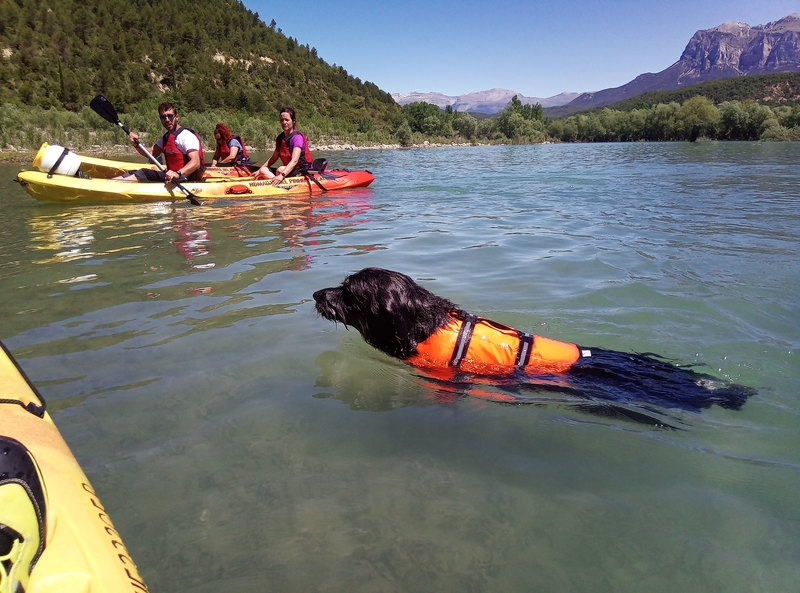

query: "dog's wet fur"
xmin=313 ymin=268 xmax=754 ymax=415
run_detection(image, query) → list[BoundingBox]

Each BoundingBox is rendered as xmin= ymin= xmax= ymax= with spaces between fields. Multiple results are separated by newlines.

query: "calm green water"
xmin=1 ymin=142 xmax=798 ymax=593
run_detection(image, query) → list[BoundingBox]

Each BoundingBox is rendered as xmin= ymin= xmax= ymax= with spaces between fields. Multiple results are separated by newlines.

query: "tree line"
xmin=398 ymin=93 xmax=800 ymax=145
xmin=550 ymin=97 xmax=800 ymax=142
xmin=4 ymin=84 xmax=796 ymax=157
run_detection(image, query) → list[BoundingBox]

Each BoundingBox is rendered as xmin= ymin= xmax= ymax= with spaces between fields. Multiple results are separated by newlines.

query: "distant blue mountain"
xmin=391 ymin=89 xmax=580 ymax=114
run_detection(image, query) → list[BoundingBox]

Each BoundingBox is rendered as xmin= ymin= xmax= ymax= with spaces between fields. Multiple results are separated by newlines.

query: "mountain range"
xmin=392 ymin=13 xmax=800 ymax=115
xmin=390 ymin=89 xmax=581 ymax=114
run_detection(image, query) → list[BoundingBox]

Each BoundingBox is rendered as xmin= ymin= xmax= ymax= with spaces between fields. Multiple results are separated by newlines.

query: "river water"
xmin=1 ymin=142 xmax=798 ymax=593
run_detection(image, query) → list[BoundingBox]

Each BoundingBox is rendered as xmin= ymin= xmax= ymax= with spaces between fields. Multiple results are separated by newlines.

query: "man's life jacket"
xmin=275 ymin=130 xmax=313 ymax=172
xmin=216 ymin=135 xmax=250 ymax=164
xmin=161 ymin=128 xmax=205 ymax=179
xmin=407 ymin=311 xmax=587 ymax=375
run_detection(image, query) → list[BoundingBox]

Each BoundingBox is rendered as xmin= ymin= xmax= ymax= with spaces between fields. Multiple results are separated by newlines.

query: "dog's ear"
xmin=387 ymin=315 xmax=417 ymax=359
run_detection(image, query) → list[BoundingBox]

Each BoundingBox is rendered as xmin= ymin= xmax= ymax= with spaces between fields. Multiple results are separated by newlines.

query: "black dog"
xmin=313 ymin=268 xmax=754 ymax=413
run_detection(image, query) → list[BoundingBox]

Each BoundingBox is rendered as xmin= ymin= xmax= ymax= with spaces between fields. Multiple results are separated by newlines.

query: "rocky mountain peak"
xmin=680 ymin=13 xmax=800 ymax=75
xmin=715 ymin=21 xmax=750 ymax=34
xmin=561 ymin=13 xmax=800 ymax=114
xmin=761 ymin=13 xmax=800 ymax=32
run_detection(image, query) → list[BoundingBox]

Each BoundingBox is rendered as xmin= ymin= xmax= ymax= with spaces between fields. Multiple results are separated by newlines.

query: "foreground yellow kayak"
xmin=0 ymin=341 xmax=150 ymax=593
xmin=15 ymin=143 xmax=375 ymax=204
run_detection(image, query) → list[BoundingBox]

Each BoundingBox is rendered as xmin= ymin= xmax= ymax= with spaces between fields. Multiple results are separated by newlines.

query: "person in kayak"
xmin=115 ymin=102 xmax=204 ymax=182
xmin=210 ymin=122 xmax=250 ymax=166
xmin=255 ymin=107 xmax=313 ymax=185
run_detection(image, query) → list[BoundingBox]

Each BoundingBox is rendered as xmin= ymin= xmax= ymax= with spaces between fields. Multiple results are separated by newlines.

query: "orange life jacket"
xmin=407 ymin=312 xmax=585 ymax=374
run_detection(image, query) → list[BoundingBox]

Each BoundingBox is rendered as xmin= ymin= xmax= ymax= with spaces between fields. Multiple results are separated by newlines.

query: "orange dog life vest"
xmin=407 ymin=313 xmax=585 ymax=374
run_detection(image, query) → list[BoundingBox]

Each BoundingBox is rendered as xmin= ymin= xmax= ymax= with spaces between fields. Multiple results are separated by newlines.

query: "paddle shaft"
xmin=116 ymin=121 xmax=164 ymax=169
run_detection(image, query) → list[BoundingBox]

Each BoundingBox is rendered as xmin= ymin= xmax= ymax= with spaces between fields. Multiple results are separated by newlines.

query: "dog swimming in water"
xmin=313 ymin=268 xmax=754 ymax=413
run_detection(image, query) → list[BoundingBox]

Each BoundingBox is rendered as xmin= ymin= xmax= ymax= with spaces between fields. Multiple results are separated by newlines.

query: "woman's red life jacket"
xmin=275 ymin=130 xmax=312 ymax=170
xmin=215 ymin=135 xmax=249 ymax=164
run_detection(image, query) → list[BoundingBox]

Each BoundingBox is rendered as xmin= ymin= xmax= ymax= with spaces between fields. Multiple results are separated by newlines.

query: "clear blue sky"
xmin=242 ymin=1 xmax=798 ymax=98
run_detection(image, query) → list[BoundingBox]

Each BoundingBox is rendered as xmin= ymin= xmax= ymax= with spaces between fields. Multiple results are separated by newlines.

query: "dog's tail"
xmin=568 ymin=348 xmax=755 ymax=412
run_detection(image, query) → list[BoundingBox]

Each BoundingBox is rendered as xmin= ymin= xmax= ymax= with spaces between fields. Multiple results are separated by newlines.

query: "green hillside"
xmin=0 ymin=0 xmax=403 ymax=152
xmin=593 ymin=72 xmax=800 ymax=113
xmin=0 ymin=0 xmax=398 ymax=119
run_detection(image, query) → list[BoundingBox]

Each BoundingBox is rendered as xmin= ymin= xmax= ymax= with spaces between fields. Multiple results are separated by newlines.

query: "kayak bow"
xmin=0 ymin=341 xmax=150 ymax=593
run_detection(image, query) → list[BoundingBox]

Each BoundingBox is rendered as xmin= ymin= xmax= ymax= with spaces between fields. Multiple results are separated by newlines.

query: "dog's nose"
xmin=312 ymin=289 xmax=324 ymax=302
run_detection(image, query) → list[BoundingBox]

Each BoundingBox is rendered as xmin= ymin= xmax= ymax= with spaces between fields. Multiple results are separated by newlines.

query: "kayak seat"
xmin=311 ymin=158 xmax=328 ymax=173
xmin=0 ymin=436 xmax=47 ymax=592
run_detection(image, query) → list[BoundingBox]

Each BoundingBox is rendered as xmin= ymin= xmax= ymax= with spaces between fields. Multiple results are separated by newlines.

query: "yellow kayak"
xmin=0 ymin=341 xmax=150 ymax=593
xmin=15 ymin=143 xmax=375 ymax=204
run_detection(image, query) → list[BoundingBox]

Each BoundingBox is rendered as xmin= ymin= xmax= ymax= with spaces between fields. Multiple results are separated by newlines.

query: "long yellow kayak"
xmin=0 ymin=341 xmax=150 ymax=593
xmin=31 ymin=142 xmax=258 ymax=180
xmin=15 ymin=143 xmax=375 ymax=204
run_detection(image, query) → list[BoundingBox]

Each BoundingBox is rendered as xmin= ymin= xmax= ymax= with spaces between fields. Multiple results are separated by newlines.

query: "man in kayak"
xmin=255 ymin=107 xmax=313 ymax=185
xmin=115 ymin=102 xmax=205 ymax=182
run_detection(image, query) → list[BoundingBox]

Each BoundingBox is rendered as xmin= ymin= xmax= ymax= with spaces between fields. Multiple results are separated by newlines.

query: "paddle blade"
xmin=90 ymin=95 xmax=121 ymax=126
xmin=176 ymin=183 xmax=201 ymax=206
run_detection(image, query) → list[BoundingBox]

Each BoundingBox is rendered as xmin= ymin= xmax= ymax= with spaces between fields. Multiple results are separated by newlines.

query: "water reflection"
xmin=27 ymin=192 xmax=373 ymax=266
xmin=173 ymin=210 xmax=211 ymax=261
xmin=7 ymin=192 xmax=373 ymax=339
xmin=313 ymin=348 xmax=685 ymax=428
xmin=28 ymin=203 xmax=174 ymax=265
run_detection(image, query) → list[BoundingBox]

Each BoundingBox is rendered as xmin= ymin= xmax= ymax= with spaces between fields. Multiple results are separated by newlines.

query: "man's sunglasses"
xmin=159 ymin=113 xmax=176 ymax=121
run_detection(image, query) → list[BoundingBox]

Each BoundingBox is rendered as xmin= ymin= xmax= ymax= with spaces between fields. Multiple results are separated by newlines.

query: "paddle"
xmin=89 ymin=95 xmax=201 ymax=205
xmin=302 ymin=171 xmax=328 ymax=192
